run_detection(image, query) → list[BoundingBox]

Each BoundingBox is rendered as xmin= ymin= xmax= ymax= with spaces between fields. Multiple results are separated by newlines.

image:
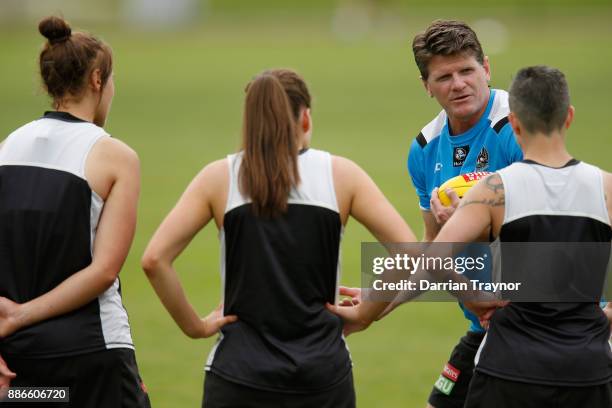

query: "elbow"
xmin=182 ymin=326 xmax=199 ymax=339
xmin=99 ymin=265 xmax=120 ymax=290
xmin=141 ymin=251 xmax=163 ymax=278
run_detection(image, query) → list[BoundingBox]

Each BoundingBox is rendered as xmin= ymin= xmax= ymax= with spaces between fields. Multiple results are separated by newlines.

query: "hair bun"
xmin=39 ymin=16 xmax=72 ymax=44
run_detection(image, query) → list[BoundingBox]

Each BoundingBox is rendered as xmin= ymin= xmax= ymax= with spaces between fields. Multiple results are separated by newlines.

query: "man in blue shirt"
xmin=338 ymin=19 xmax=522 ymax=408
xmin=407 ymin=20 xmax=522 ymax=408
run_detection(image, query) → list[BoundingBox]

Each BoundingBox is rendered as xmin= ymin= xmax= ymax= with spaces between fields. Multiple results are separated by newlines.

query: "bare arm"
xmin=141 ymin=160 xmax=236 ymax=339
xmin=338 ymin=158 xmax=416 ymax=244
xmin=372 ymin=188 xmax=458 ymax=316
xmin=434 ymin=173 xmax=504 ymax=243
xmin=0 ymin=137 xmax=140 ymax=336
xmin=434 ymin=173 xmax=507 ymax=320
xmin=422 ymin=210 xmax=441 ymax=242
xmin=0 ymin=353 xmax=16 ymax=399
xmin=328 ymin=157 xmax=417 ymax=331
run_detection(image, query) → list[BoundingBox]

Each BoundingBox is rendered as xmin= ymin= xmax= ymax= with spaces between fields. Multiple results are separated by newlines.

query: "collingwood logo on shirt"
xmin=453 ymin=145 xmax=469 ymax=167
xmin=476 ymin=147 xmax=489 ymax=170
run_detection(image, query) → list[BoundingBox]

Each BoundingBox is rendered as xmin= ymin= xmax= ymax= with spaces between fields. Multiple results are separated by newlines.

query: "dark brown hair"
xmin=264 ymin=69 xmax=311 ymax=120
xmin=38 ymin=16 xmax=113 ymax=108
xmin=239 ymin=69 xmax=311 ymax=217
xmin=412 ymin=20 xmax=484 ymax=80
xmin=509 ymin=66 xmax=570 ymax=135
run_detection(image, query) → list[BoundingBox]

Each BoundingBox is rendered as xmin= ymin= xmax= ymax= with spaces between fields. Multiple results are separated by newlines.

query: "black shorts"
xmin=465 ymin=371 xmax=612 ymax=408
xmin=1 ymin=348 xmax=151 ymax=408
xmin=428 ymin=330 xmax=485 ymax=408
xmin=202 ymin=371 xmax=356 ymax=408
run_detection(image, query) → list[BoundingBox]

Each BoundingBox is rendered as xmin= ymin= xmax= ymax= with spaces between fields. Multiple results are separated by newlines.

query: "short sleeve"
xmin=407 ymin=139 xmax=430 ymax=211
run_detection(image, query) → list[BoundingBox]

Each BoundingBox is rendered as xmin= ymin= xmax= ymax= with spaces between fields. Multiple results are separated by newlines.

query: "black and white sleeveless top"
xmin=475 ymin=159 xmax=612 ymax=386
xmin=0 ymin=111 xmax=134 ymax=358
xmin=205 ymin=148 xmax=352 ymax=393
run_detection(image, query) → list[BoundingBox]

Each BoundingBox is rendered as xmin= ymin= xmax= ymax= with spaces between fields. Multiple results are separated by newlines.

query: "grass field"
xmin=1 ymin=5 xmax=611 ymax=407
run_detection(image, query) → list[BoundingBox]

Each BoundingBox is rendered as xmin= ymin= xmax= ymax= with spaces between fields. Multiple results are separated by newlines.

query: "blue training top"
xmin=407 ymin=89 xmax=523 ymax=332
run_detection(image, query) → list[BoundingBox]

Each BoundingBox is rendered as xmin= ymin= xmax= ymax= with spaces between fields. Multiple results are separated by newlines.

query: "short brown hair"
xmin=38 ymin=16 xmax=113 ymax=108
xmin=509 ymin=66 xmax=570 ymax=135
xmin=412 ymin=20 xmax=484 ymax=80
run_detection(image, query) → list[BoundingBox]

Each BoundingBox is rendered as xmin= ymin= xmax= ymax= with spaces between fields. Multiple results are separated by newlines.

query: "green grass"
xmin=1 ymin=7 xmax=611 ymax=407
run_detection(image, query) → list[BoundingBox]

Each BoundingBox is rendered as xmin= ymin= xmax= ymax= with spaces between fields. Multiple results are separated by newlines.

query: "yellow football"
xmin=437 ymin=172 xmax=491 ymax=206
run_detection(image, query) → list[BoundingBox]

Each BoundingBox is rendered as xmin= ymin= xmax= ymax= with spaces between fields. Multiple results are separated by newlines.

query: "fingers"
xmin=430 ymin=188 xmax=449 ymax=224
xmin=479 ymin=319 xmax=490 ymax=330
xmin=430 ymin=188 xmax=442 ymax=220
xmin=326 ymin=302 xmax=348 ymax=318
xmin=480 ymin=308 xmax=496 ymax=322
xmin=217 ymin=315 xmax=238 ymax=328
xmin=339 ymin=299 xmax=355 ymax=307
xmin=339 ymin=287 xmax=361 ymax=306
xmin=447 ymin=188 xmax=460 ymax=208
xmin=201 ymin=314 xmax=238 ymax=338
xmin=0 ymin=384 xmax=10 ymax=400
xmin=473 ymin=300 xmax=509 ymax=327
xmin=339 ymin=286 xmax=360 ymax=297
xmin=0 ymin=367 xmax=16 ymax=378
xmin=325 ymin=302 xmax=338 ymax=314
xmin=0 ymin=355 xmax=15 ymax=378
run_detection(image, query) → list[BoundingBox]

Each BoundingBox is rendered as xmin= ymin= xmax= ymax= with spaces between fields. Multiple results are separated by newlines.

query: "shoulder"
xmin=199 ymin=158 xmax=228 ymax=179
xmin=488 ymin=89 xmax=511 ymax=134
xmin=414 ymin=109 xmax=447 ymax=149
xmin=92 ymin=137 xmax=139 ymax=168
xmin=331 ymin=155 xmax=364 ymax=176
xmin=3 ymin=119 xmax=40 ymax=143
xmin=496 ymin=160 xmax=526 ymax=177
xmin=330 ymin=155 xmax=372 ymax=190
xmin=191 ymin=158 xmax=229 ymax=193
xmin=86 ymin=137 xmax=140 ymax=189
xmin=462 ymin=172 xmax=505 ymax=206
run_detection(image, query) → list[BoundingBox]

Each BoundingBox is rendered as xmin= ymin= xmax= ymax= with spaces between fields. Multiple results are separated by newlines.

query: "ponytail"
xmin=239 ymin=74 xmax=300 ymax=217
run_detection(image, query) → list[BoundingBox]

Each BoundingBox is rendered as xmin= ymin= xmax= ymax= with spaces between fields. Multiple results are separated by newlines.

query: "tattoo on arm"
xmin=485 ymin=173 xmax=504 ymax=194
xmin=459 ymin=174 xmax=505 ymax=208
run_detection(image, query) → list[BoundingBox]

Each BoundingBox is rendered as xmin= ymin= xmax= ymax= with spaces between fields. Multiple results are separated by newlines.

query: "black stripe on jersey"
xmin=479 ymin=214 xmax=612 ymax=386
xmin=492 ymin=116 xmax=509 ymax=133
xmin=500 ymin=214 xmax=611 ymax=242
xmin=0 ymin=165 xmax=106 ymax=357
xmin=210 ymin=203 xmax=351 ymax=393
xmin=521 ymin=158 xmax=581 ymax=169
xmin=42 ymin=111 xmax=89 ymax=123
xmin=416 ymin=132 xmax=427 ymax=148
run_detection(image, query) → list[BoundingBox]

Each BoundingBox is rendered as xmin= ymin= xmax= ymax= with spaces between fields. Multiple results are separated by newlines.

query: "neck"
xmin=522 ymin=131 xmax=572 ymax=167
xmin=297 ymin=131 xmax=309 ymax=151
xmin=448 ymin=88 xmax=490 ymax=135
xmin=57 ymin=97 xmax=96 ymax=123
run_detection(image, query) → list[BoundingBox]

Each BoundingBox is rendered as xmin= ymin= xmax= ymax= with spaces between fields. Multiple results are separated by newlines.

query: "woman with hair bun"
xmin=0 ymin=16 xmax=150 ymax=407
xmin=142 ymin=69 xmax=416 ymax=407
